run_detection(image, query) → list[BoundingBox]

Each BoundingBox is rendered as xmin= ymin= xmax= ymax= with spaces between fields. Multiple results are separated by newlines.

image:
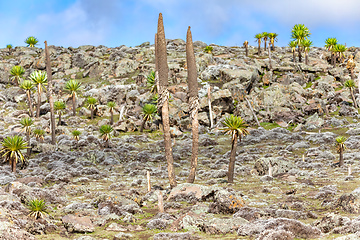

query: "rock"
xmin=106 ymin=222 xmax=127 ymax=232
xmin=74 ymin=236 xmax=97 ymax=240
xmin=62 ymin=214 xmax=95 ymax=233
xmin=169 ymin=126 xmax=183 ymax=137
xmin=237 ymin=218 xmax=321 ymax=239
xmin=199 ymin=89 xmax=233 ymax=113
xmin=305 ymin=132 xmax=337 ymax=144
xmin=233 ymin=207 xmax=265 ymax=221
xmin=345 ymin=136 xmax=360 ymax=149
xmin=153 ymin=232 xmax=198 ymax=240
xmin=313 ymin=213 xmax=351 ymax=233
xmin=315 ymin=185 xmax=337 ymax=199
xmin=334 ymin=234 xmax=360 ymax=240
xmin=146 ymin=219 xmax=168 ymax=230
xmin=208 ymin=189 xmax=245 ymax=214
xmin=304 ymin=113 xmax=324 ymax=129
xmin=254 ymin=157 xmax=295 ymax=176
xmin=200 ymin=217 xmax=248 ymax=234
xmin=113 ymin=232 xmax=134 ymax=239
xmin=332 ymin=194 xmax=360 ymax=214
xmin=339 ymin=104 xmax=358 ymax=116
xmin=0 ymin=170 xmax=16 ymax=185
xmin=0 ymin=225 xmax=36 ymax=240
xmin=257 ymin=229 xmax=295 ymax=240
xmin=346 ymin=128 xmax=360 ymax=135
xmin=168 ymin=183 xmax=218 ymax=202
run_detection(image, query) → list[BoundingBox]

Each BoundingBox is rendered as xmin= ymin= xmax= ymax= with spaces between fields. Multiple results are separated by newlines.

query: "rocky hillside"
xmin=0 ymin=41 xmax=359 ymax=239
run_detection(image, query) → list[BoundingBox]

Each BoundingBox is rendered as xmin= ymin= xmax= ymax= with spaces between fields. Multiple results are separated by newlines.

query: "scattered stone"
xmin=62 ymin=214 xmax=95 ymax=233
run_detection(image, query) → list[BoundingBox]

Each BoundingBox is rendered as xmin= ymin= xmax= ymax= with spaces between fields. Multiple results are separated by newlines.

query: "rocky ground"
xmin=0 ymin=41 xmax=360 ymax=239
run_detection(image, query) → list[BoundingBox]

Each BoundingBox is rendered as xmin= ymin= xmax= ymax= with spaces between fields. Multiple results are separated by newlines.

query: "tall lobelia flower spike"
xmin=186 ymin=26 xmax=200 ymax=183
xmin=156 ymin=13 xmax=177 ymax=188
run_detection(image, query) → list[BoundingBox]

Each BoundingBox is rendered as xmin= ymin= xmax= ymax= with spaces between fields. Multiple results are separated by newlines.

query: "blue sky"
xmin=1 ymin=0 xmax=360 ymax=48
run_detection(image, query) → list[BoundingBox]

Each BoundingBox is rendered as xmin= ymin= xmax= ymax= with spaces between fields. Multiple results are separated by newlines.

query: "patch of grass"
xmin=260 ymin=122 xmax=281 ymax=130
xmin=75 ymin=72 xmax=83 ymax=79
xmin=334 ymin=86 xmax=343 ymax=91
xmin=17 ymin=101 xmax=28 ymax=110
xmin=3 ymin=55 xmax=15 ymax=60
xmin=287 ymin=124 xmax=298 ymax=132
xmin=314 ymin=76 xmax=321 ymax=81
xmin=305 ymin=82 xmax=313 ymax=89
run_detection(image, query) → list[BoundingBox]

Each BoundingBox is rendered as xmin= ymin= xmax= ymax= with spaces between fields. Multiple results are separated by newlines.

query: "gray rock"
xmin=315 ymin=185 xmax=337 ymax=199
xmin=304 ymin=113 xmax=324 ymax=129
xmin=74 ymin=236 xmax=97 ymax=240
xmin=0 ymin=170 xmax=16 ymax=185
xmin=200 ymin=217 xmax=248 ymax=234
xmin=257 ymin=229 xmax=295 ymax=240
xmin=313 ymin=213 xmax=351 ymax=233
xmin=254 ymin=157 xmax=295 ymax=176
xmin=146 ymin=219 xmax=168 ymax=230
xmin=339 ymin=104 xmax=358 ymax=116
xmin=153 ymin=232 xmax=198 ymax=240
xmin=62 ymin=214 xmax=95 ymax=233
xmin=237 ymin=218 xmax=321 ymax=239
xmin=345 ymin=128 xmax=360 ymax=135
xmin=305 ymin=132 xmax=337 ymax=144
xmin=334 ymin=234 xmax=360 ymax=240
xmin=105 ymin=222 xmax=127 ymax=232
xmin=332 ymin=194 xmax=360 ymax=214
xmin=168 ymin=183 xmax=220 ymax=202
xmin=113 ymin=232 xmax=134 ymax=239
xmin=345 ymin=136 xmax=360 ymax=149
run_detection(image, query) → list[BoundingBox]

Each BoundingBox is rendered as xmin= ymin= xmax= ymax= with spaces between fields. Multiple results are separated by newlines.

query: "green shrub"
xmin=27 ymin=199 xmax=48 ymax=219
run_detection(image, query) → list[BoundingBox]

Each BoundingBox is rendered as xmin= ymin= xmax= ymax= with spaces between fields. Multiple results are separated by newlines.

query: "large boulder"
xmin=237 ymin=218 xmax=321 ymax=239
xmin=62 ymin=214 xmax=94 ymax=233
xmin=199 ymin=217 xmax=248 ymax=234
xmin=254 ymin=157 xmax=296 ymax=176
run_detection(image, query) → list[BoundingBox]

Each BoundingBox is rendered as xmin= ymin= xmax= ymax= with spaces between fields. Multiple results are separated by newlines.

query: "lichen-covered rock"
xmin=313 ymin=213 xmax=351 ymax=233
xmin=199 ymin=217 xmax=248 ymax=234
xmin=153 ymin=232 xmax=198 ymax=240
xmin=62 ymin=214 xmax=94 ymax=233
xmin=208 ymin=189 xmax=245 ymax=214
xmin=332 ymin=194 xmax=360 ymax=214
xmin=237 ymin=218 xmax=321 ymax=239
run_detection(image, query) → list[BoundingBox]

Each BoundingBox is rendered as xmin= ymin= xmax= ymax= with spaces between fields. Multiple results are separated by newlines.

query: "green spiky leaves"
xmin=25 ymin=36 xmax=39 ymax=47
xmin=27 ymin=199 xmax=48 ymax=219
xmin=107 ymin=101 xmax=116 ymax=112
xmin=64 ymin=80 xmax=82 ymax=96
xmin=10 ymin=65 xmax=25 ymax=84
xmin=19 ymin=80 xmax=34 ymax=91
xmin=20 ymin=117 xmax=34 ymax=135
xmin=289 ymin=41 xmax=297 ymax=52
xmin=0 ymin=135 xmax=28 ymax=169
xmin=335 ymin=136 xmax=347 ymax=153
xmin=142 ymin=104 xmax=157 ymax=122
xmin=99 ymin=124 xmax=113 ymax=142
xmin=204 ymin=46 xmax=213 ymax=54
xmin=325 ymin=38 xmax=338 ymax=51
xmin=221 ymin=115 xmax=249 ymax=141
xmin=29 ymin=70 xmax=47 ymax=92
xmin=345 ymin=79 xmax=356 ymax=89
xmin=301 ymin=39 xmax=313 ymax=52
xmin=33 ymin=129 xmax=45 ymax=141
xmin=87 ymin=97 xmax=97 ymax=110
xmin=71 ymin=130 xmax=81 ymax=141
xmin=147 ymin=71 xmax=157 ymax=93
xmin=54 ymin=101 xmax=66 ymax=111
